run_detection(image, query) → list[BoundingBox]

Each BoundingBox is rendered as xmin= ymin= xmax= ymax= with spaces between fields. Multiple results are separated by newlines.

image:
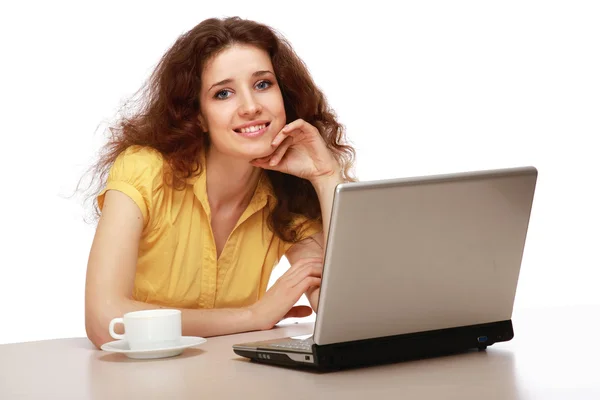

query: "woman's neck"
xmin=205 ymin=146 xmax=263 ymax=215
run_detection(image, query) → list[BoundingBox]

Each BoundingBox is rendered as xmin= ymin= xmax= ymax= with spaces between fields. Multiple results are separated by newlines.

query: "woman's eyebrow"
xmin=208 ymin=70 xmax=275 ymax=92
xmin=253 ymin=70 xmax=274 ymax=78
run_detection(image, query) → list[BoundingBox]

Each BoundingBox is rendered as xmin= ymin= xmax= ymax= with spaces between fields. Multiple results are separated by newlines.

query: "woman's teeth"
xmin=239 ymin=124 xmax=266 ymax=134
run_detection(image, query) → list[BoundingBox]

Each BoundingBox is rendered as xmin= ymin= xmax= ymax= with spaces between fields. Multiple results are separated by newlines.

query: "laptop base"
xmin=234 ymin=320 xmax=514 ymax=370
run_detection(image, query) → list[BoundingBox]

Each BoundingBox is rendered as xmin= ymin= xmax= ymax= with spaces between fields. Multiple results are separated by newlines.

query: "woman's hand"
xmin=248 ymin=257 xmax=323 ymax=331
xmin=250 ymin=119 xmax=341 ymax=183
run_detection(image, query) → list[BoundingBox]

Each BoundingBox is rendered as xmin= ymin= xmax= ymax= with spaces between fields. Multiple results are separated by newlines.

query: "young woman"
xmin=84 ymin=16 xmax=356 ymax=348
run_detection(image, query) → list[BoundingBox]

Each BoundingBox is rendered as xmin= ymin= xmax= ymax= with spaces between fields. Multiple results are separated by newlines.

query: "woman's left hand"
xmin=250 ymin=119 xmax=340 ymax=183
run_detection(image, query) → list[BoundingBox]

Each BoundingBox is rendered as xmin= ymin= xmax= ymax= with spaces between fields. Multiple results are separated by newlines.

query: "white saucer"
xmin=100 ymin=336 xmax=207 ymax=359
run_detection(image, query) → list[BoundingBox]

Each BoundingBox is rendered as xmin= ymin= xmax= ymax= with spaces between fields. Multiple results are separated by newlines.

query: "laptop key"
xmin=268 ymin=340 xmax=313 ymax=351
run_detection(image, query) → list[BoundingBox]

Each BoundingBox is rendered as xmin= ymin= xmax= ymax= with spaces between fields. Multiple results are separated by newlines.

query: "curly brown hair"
xmin=84 ymin=16 xmax=357 ymax=243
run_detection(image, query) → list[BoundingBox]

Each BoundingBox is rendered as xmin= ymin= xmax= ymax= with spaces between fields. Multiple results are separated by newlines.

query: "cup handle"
xmin=108 ymin=318 xmax=125 ymax=340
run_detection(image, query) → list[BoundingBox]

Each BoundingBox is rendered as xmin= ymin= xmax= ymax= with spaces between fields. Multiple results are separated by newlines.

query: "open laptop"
xmin=233 ymin=166 xmax=537 ymax=369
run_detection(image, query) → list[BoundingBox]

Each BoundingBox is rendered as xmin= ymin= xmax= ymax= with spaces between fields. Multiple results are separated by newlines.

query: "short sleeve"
xmin=293 ymin=215 xmax=323 ymax=242
xmin=97 ymin=146 xmax=164 ymax=227
xmin=278 ymin=214 xmax=324 ymax=259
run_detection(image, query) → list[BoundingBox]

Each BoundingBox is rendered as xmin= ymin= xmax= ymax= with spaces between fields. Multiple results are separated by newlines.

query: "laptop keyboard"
xmin=268 ymin=338 xmax=314 ymax=351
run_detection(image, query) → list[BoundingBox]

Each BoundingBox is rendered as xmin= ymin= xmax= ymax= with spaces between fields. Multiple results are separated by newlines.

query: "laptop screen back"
xmin=314 ymin=167 xmax=537 ymax=345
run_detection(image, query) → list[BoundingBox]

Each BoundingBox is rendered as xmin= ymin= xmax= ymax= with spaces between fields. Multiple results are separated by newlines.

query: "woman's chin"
xmin=242 ymin=143 xmax=276 ymax=161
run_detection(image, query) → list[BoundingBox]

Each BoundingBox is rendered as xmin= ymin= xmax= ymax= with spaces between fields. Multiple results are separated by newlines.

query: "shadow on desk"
xmin=87 ymin=349 xmax=208 ymax=399
xmin=226 ymin=348 xmax=521 ymax=399
xmin=97 ymin=348 xmax=206 ymax=363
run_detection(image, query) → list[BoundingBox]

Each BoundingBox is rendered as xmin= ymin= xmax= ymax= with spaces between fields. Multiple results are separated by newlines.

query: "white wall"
xmin=1 ymin=0 xmax=598 ymax=345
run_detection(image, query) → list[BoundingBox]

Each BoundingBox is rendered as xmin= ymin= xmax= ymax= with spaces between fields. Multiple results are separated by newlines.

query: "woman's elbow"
xmin=85 ymin=313 xmax=113 ymax=349
xmin=86 ymin=329 xmax=109 ymax=349
xmin=85 ymin=303 xmax=123 ymax=349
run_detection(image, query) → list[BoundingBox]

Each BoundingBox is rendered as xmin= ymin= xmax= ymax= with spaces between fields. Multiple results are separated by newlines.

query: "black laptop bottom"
xmin=234 ymin=320 xmax=514 ymax=370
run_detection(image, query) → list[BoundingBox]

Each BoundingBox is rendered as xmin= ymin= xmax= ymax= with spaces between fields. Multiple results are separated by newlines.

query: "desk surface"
xmin=1 ymin=306 xmax=598 ymax=399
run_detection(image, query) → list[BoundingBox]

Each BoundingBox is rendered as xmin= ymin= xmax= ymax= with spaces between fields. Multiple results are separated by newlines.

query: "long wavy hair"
xmin=84 ymin=16 xmax=357 ymax=243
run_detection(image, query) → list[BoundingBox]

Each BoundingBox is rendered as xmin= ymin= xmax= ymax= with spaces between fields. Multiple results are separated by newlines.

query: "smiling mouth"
xmin=234 ymin=122 xmax=271 ymax=134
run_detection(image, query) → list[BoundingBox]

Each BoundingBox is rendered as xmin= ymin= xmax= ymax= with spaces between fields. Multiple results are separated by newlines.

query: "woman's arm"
xmin=310 ymin=171 xmax=345 ymax=246
xmin=285 ymin=234 xmax=324 ymax=312
xmin=284 ymin=171 xmax=345 ymax=312
xmin=85 ymin=190 xmax=321 ymax=348
xmin=85 ymin=190 xmax=257 ymax=348
xmin=251 ymin=117 xmax=347 ymax=276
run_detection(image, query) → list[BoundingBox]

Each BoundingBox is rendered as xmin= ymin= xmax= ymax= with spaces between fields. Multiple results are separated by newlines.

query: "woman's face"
xmin=198 ymin=44 xmax=286 ymax=161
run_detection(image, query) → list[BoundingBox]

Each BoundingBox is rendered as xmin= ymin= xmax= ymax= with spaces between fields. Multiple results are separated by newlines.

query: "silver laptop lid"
xmin=314 ymin=167 xmax=537 ymax=345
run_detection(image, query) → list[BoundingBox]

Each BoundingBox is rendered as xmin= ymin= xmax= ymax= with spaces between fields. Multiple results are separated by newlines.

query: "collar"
xmin=188 ymin=147 xmax=276 ymax=219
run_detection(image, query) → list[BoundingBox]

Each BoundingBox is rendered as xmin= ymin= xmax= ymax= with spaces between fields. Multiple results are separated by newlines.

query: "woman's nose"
xmin=238 ymin=91 xmax=262 ymax=116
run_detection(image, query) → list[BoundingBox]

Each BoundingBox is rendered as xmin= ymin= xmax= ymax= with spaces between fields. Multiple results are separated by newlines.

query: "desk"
xmin=1 ymin=306 xmax=598 ymax=399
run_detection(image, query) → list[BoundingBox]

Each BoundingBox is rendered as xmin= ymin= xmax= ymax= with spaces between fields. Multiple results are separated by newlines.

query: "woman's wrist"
xmin=310 ymin=166 xmax=344 ymax=193
xmin=242 ymin=305 xmax=262 ymax=331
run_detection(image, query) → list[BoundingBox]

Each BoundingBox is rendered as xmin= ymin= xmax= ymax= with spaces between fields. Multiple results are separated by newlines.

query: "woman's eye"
xmin=215 ymin=89 xmax=232 ymax=100
xmin=256 ymin=80 xmax=272 ymax=90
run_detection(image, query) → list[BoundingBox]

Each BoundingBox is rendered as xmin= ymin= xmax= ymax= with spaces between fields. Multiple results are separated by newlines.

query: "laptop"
xmin=233 ymin=166 xmax=538 ymax=369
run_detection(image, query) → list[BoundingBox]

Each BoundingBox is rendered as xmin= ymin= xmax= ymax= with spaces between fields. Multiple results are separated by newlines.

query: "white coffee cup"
xmin=108 ymin=309 xmax=182 ymax=350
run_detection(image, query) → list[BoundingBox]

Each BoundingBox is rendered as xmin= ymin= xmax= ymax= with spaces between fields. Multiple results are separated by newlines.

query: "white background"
xmin=0 ymin=0 xmax=598 ymax=345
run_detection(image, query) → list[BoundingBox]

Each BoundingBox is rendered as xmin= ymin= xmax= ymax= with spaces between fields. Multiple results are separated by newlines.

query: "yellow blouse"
xmin=98 ymin=146 xmax=322 ymax=309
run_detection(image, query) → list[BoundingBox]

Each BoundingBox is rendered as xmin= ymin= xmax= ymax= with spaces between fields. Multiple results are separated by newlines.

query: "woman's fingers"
xmin=271 ymin=123 xmax=295 ymax=147
xmin=267 ymin=136 xmax=293 ymax=166
xmin=281 ymin=275 xmax=321 ymax=309
xmin=275 ymin=264 xmax=322 ymax=303
xmin=255 ymin=274 xmax=321 ymax=329
xmin=270 ymin=129 xmax=288 ymax=148
xmin=284 ymin=257 xmax=323 ymax=276
xmin=295 ymin=276 xmax=322 ymax=293
xmin=250 ymin=136 xmax=292 ymax=168
xmin=252 ymin=257 xmax=324 ymax=328
xmin=282 ymin=257 xmax=323 ymax=282
xmin=271 ymin=118 xmax=315 ymax=147
xmin=289 ymin=265 xmax=323 ymax=288
xmin=282 ymin=305 xmax=313 ymax=320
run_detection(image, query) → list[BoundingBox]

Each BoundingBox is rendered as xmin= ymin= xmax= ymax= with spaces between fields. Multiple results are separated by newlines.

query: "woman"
xmin=84 ymin=16 xmax=356 ymax=348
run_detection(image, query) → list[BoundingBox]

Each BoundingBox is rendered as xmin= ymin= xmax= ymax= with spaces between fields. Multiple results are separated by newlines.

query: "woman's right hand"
xmin=248 ymin=257 xmax=323 ymax=330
